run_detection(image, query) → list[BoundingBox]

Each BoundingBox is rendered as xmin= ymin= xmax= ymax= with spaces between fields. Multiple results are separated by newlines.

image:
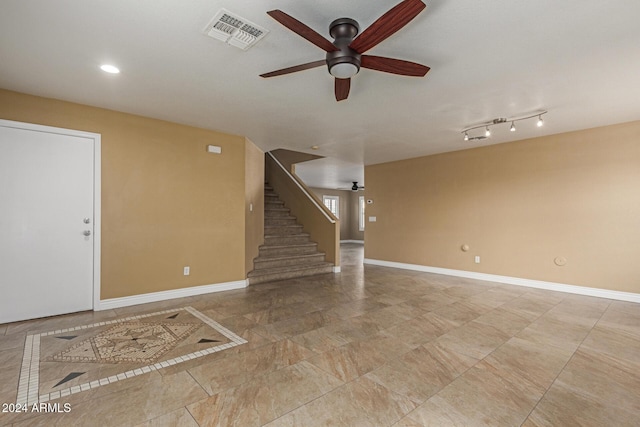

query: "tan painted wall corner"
xmin=0 ymin=89 xmax=249 ymax=299
xmin=245 ymin=139 xmax=264 ymax=274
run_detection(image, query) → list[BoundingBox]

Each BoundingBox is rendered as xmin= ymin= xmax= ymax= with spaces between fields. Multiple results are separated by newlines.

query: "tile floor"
xmin=1 ymin=243 xmax=639 ymax=426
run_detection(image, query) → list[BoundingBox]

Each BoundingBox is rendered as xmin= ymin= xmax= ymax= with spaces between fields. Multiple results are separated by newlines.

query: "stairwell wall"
xmin=266 ymin=154 xmax=340 ymax=266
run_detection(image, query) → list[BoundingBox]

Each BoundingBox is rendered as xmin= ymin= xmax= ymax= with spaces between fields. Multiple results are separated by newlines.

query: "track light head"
xmin=485 ymin=127 xmax=491 ymax=137
xmin=510 ymin=122 xmax=516 ymax=132
xmin=537 ymin=115 xmax=544 ymax=127
xmin=464 ymin=132 xmax=469 ymax=141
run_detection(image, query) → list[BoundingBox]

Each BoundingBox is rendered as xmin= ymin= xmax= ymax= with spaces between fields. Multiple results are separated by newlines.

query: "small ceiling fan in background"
xmin=260 ymin=0 xmax=430 ymax=101
xmin=338 ymin=182 xmax=365 ymax=191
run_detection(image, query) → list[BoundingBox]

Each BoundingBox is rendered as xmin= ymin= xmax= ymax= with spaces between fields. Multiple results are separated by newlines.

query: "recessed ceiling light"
xmin=100 ymin=64 xmax=120 ymax=74
xmin=310 ymin=145 xmax=319 ymax=150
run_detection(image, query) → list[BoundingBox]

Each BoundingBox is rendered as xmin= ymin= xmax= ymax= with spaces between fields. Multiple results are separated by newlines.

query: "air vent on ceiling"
xmin=204 ymin=9 xmax=269 ymax=50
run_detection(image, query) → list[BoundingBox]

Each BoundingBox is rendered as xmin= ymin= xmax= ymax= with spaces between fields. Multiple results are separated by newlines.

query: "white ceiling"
xmin=2 ymin=0 xmax=640 ymax=188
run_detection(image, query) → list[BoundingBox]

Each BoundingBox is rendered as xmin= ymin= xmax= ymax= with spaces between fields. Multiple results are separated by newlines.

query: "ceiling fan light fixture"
xmin=329 ymin=62 xmax=360 ymax=79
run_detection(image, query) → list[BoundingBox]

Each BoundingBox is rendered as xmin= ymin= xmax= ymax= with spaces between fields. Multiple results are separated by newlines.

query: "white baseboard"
xmin=97 ymin=280 xmax=248 ymax=311
xmin=340 ymin=240 xmax=364 ymax=244
xmin=333 ymin=266 xmax=341 ymax=273
xmin=363 ymin=258 xmax=640 ymax=303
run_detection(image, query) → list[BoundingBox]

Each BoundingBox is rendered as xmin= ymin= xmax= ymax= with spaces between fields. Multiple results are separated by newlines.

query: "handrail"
xmin=267 ymin=151 xmax=336 ymax=224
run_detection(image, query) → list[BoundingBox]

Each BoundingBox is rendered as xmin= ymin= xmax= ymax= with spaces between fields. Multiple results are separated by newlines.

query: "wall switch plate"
xmin=249 ymin=203 xmax=253 ymax=212
xmin=474 ymin=256 xmax=480 ymax=264
xmin=207 ymin=145 xmax=221 ymax=154
xmin=183 ymin=266 xmax=190 ymax=275
xmin=369 ymin=216 xmax=377 ymax=222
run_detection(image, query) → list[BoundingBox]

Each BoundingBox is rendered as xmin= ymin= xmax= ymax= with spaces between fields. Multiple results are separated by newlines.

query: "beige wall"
xmin=0 ymin=89 xmax=250 ymax=299
xmin=311 ymin=187 xmax=364 ymax=241
xmin=244 ymin=139 xmax=264 ymax=274
xmin=365 ymin=120 xmax=640 ymax=293
xmin=348 ymin=191 xmax=365 ymax=241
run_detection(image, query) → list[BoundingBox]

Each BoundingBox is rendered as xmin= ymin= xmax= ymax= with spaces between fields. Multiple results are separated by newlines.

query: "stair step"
xmin=253 ymin=252 xmax=326 ymax=270
xmin=265 ymin=209 xmax=291 ymax=218
xmin=259 ymin=242 xmax=319 ymax=257
xmin=248 ymin=263 xmax=333 ymax=285
xmin=265 ymin=200 xmax=285 ymax=206
xmin=265 ymin=214 xmax=296 ymax=220
xmin=264 ymin=224 xmax=304 ymax=235
xmin=265 ymin=216 xmax=298 ymax=226
xmin=264 ymin=209 xmax=291 ymax=218
xmin=264 ymin=234 xmax=311 ymax=245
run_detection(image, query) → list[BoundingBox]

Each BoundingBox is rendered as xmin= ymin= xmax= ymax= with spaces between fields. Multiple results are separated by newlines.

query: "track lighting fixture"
xmin=461 ymin=111 xmax=547 ymax=141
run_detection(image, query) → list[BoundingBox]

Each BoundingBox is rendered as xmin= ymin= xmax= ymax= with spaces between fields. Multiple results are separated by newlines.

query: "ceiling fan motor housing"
xmin=327 ymin=18 xmax=361 ymax=78
xmin=329 ymin=18 xmax=359 ymax=41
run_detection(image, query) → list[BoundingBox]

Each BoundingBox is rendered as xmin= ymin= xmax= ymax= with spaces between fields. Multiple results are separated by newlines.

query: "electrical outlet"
xmin=474 ymin=256 xmax=480 ymax=264
xmin=183 ymin=266 xmax=190 ymax=276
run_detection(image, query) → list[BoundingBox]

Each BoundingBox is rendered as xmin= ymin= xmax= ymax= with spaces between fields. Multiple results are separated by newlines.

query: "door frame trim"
xmin=0 ymin=119 xmax=101 ymax=311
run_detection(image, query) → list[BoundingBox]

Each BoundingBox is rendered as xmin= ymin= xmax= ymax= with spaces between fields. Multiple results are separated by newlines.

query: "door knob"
xmin=83 ymin=230 xmax=91 ymax=236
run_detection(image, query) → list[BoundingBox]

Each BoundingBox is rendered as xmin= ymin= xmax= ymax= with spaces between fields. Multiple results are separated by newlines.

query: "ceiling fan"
xmin=351 ymin=181 xmax=365 ymax=191
xmin=339 ymin=182 xmax=365 ymax=191
xmin=260 ymin=0 xmax=430 ymax=101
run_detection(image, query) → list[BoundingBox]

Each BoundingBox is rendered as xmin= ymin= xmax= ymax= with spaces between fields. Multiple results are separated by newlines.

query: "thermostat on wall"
xmin=207 ymin=145 xmax=222 ymax=154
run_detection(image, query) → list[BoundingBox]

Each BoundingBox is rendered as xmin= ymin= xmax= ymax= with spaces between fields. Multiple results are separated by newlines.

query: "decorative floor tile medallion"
xmin=49 ymin=322 xmax=201 ymax=363
xmin=16 ymin=306 xmax=247 ymax=405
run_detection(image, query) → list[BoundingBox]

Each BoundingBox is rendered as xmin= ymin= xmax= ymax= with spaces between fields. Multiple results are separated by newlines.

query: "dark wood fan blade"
xmin=361 ymin=55 xmax=430 ymax=76
xmin=335 ymin=78 xmax=351 ymax=101
xmin=260 ymin=60 xmax=326 ymax=78
xmin=349 ymin=0 xmax=426 ymax=54
xmin=267 ymin=10 xmax=338 ymax=52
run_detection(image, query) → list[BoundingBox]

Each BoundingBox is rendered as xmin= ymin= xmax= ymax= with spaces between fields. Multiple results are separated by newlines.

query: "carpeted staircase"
xmin=248 ymin=184 xmax=333 ymax=285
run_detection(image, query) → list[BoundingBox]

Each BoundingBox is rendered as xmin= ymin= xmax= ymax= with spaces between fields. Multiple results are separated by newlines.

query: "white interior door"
xmin=0 ymin=121 xmax=99 ymax=324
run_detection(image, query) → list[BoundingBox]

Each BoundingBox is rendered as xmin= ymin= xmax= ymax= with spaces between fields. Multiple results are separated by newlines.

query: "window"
xmin=359 ymin=196 xmax=365 ymax=231
xmin=322 ymin=195 xmax=339 ymax=218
